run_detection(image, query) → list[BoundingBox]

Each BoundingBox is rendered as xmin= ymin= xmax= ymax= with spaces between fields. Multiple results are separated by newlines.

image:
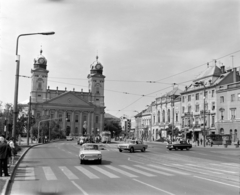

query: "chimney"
xmin=73 ymin=88 xmax=75 ymax=92
xmin=233 ymin=67 xmax=237 ymax=83
xmin=220 ymin=66 xmax=225 ymax=74
xmin=213 ymin=59 xmax=217 ymax=66
xmin=65 ymin=87 xmax=67 ymax=91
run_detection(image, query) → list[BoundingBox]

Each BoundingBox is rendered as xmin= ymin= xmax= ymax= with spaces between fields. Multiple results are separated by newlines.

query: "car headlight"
xmin=80 ymin=154 xmax=84 ymax=158
xmin=98 ymin=154 xmax=102 ymax=158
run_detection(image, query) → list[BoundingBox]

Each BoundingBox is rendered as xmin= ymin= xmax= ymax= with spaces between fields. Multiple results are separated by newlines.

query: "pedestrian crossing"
xmin=14 ymin=162 xmax=239 ymax=182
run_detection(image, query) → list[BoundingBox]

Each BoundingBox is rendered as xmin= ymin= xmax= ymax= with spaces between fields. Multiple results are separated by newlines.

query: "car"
xmin=79 ymin=143 xmax=102 ymax=164
xmin=77 ymin=136 xmax=86 ymax=145
xmin=166 ymin=140 xmax=192 ymax=151
xmin=66 ymin=136 xmax=74 ymax=141
xmin=117 ymin=140 xmax=148 ymax=153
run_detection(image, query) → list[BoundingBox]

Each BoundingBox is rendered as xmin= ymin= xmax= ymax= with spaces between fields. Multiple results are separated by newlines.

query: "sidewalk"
xmin=0 ymin=138 xmax=60 ymax=195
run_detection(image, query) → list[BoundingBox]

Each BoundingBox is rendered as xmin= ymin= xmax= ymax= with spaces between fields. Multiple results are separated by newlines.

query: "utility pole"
xmin=27 ymin=96 xmax=31 ymax=145
xmin=171 ymin=83 xmax=175 ymax=143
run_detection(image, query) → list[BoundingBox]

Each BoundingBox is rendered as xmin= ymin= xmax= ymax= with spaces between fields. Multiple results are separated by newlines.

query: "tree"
xmin=104 ymin=120 xmax=122 ymax=137
xmin=165 ymin=124 xmax=180 ymax=138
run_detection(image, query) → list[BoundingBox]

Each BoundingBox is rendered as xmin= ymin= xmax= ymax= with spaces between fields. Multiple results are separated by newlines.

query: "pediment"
xmin=46 ymin=92 xmax=91 ymax=106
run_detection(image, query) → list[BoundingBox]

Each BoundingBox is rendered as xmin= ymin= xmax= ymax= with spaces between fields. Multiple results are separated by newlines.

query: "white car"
xmin=79 ymin=143 xmax=102 ymax=164
xmin=66 ymin=136 xmax=73 ymax=141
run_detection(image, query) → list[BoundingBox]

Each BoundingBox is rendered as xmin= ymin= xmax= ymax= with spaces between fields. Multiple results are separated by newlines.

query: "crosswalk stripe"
xmin=24 ymin=167 xmax=36 ymax=180
xmin=148 ymin=164 xmax=190 ymax=175
xmin=105 ymin=165 xmax=138 ymax=178
xmin=120 ymin=165 xmax=156 ymax=177
xmin=75 ymin=166 xmax=99 ymax=179
xmin=42 ymin=167 xmax=57 ymax=180
xmin=172 ymin=164 xmax=223 ymax=175
xmin=186 ymin=164 xmax=237 ymax=174
xmin=59 ymin=166 xmax=78 ymax=180
xmin=90 ymin=166 xmax=119 ymax=178
xmin=134 ymin=165 xmax=173 ymax=176
xmin=222 ymin=163 xmax=239 ymax=167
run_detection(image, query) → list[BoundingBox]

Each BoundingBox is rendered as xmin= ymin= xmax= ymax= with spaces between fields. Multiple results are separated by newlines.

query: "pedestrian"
xmin=8 ymin=138 xmax=16 ymax=165
xmin=0 ymin=136 xmax=11 ymax=177
xmin=200 ymin=138 xmax=203 ymax=145
xmin=197 ymin=139 xmax=199 ymax=146
xmin=210 ymin=139 xmax=213 ymax=147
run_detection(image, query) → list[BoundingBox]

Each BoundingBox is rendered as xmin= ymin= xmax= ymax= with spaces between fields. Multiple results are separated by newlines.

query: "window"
xmin=212 ymin=90 xmax=215 ymax=97
xmin=158 ymin=111 xmax=160 ymax=123
xmin=38 ymin=82 xmax=42 ymax=90
xmin=167 ymin=109 xmax=170 ymax=122
xmin=38 ymin=94 xmax=41 ymax=97
xmin=195 ymin=93 xmax=199 ymax=100
xmin=220 ymin=96 xmax=224 ymax=103
xmin=37 ymin=112 xmax=41 ymax=118
xmin=75 ymin=115 xmax=78 ymax=122
xmin=212 ymin=102 xmax=215 ymax=110
xmin=204 ymin=91 xmax=208 ymax=99
xmin=220 ymin=110 xmax=224 ymax=120
xmin=96 ymin=116 xmax=99 ymax=123
xmin=205 ymin=103 xmax=208 ymax=111
xmin=188 ymin=105 xmax=191 ymax=112
xmin=153 ymin=115 xmax=155 ymax=124
xmin=50 ymin=113 xmax=54 ymax=119
xmin=59 ymin=114 xmax=62 ymax=121
xmin=195 ymin=104 xmax=199 ymax=112
xmin=176 ymin=113 xmax=178 ymax=122
xmin=230 ymin=108 xmax=236 ymax=119
xmin=231 ymin=94 xmax=235 ymax=102
xmin=188 ymin=95 xmax=191 ymax=101
xmin=211 ymin=115 xmax=215 ymax=127
xmin=162 ymin=110 xmax=165 ymax=122
xmin=182 ymin=106 xmax=185 ymax=113
xmin=182 ymin=96 xmax=185 ymax=102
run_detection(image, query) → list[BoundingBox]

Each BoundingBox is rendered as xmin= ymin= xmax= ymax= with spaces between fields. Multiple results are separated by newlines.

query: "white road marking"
xmin=105 ymin=165 xmax=138 ymax=178
xmin=186 ymin=164 xmax=237 ymax=174
xmin=90 ymin=166 xmax=119 ymax=178
xmin=59 ymin=166 xmax=78 ymax=180
xmin=134 ymin=165 xmax=173 ymax=176
xmin=120 ymin=165 xmax=156 ymax=177
xmin=148 ymin=164 xmax=190 ymax=175
xmin=133 ymin=179 xmax=175 ymax=195
xmin=222 ymin=163 xmax=239 ymax=167
xmin=127 ymin=157 xmax=145 ymax=164
xmin=75 ymin=166 xmax=99 ymax=179
xmin=24 ymin=167 xmax=36 ymax=180
xmin=194 ymin=176 xmax=240 ymax=188
xmin=71 ymin=181 xmax=89 ymax=195
xmin=42 ymin=167 xmax=57 ymax=180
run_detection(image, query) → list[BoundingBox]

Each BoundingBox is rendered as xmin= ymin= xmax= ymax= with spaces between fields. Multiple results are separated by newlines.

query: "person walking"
xmin=0 ymin=136 xmax=11 ymax=177
xmin=200 ymin=138 xmax=203 ymax=145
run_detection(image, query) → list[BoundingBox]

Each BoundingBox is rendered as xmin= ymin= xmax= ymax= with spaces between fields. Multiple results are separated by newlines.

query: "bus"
xmin=206 ymin=134 xmax=223 ymax=145
xmin=100 ymin=131 xmax=111 ymax=143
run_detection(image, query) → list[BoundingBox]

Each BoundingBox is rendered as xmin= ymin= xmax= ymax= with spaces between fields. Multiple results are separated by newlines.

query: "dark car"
xmin=166 ymin=140 xmax=192 ymax=151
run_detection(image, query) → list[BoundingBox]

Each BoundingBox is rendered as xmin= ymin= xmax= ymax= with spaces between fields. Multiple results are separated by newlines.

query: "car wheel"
xmin=169 ymin=149 xmax=172 ymax=151
xmin=141 ymin=147 xmax=145 ymax=152
xmin=119 ymin=149 xmax=122 ymax=152
xmin=186 ymin=147 xmax=190 ymax=150
xmin=175 ymin=147 xmax=178 ymax=150
xmin=181 ymin=148 xmax=183 ymax=150
xmin=130 ymin=147 xmax=134 ymax=153
xmin=80 ymin=160 xmax=84 ymax=164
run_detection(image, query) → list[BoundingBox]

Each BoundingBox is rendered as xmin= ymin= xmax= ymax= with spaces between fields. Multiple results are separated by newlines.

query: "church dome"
xmin=91 ymin=56 xmax=103 ymax=70
xmin=34 ymin=49 xmax=47 ymax=65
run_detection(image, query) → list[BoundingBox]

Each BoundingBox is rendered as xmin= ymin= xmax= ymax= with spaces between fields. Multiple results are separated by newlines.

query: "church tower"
xmin=87 ymin=56 xmax=105 ymax=107
xmin=30 ymin=49 xmax=49 ymax=103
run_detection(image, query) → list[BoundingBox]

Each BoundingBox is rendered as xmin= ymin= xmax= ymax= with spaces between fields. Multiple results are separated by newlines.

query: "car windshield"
xmin=83 ymin=145 xmax=98 ymax=150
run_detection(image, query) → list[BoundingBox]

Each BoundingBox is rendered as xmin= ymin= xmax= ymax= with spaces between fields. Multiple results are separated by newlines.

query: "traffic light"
xmin=127 ymin=119 xmax=131 ymax=131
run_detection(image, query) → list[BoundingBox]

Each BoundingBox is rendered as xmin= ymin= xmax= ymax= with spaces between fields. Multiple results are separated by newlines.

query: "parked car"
xmin=79 ymin=143 xmax=102 ymax=164
xmin=117 ymin=140 xmax=148 ymax=153
xmin=166 ymin=140 xmax=192 ymax=151
xmin=66 ymin=136 xmax=74 ymax=141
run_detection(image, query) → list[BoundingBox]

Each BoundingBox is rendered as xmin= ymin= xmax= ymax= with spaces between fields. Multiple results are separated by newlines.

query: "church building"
xmin=30 ymin=49 xmax=105 ymax=137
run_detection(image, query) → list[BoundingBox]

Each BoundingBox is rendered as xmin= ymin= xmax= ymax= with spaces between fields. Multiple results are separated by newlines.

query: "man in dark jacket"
xmin=0 ymin=136 xmax=11 ymax=177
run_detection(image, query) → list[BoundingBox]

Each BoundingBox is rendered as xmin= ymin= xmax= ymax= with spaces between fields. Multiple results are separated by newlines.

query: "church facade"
xmin=30 ymin=50 xmax=105 ymax=137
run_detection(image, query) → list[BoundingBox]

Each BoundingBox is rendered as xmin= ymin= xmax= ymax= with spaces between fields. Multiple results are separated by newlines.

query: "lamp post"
xmin=195 ymin=81 xmax=206 ymax=147
xmin=12 ymin=32 xmax=55 ymax=143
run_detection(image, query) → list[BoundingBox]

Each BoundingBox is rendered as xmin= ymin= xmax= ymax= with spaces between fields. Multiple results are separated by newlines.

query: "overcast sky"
xmin=0 ymin=0 xmax=240 ymax=117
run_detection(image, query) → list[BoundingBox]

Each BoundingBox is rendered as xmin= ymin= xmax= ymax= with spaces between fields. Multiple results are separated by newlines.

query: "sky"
xmin=0 ymin=0 xmax=240 ymax=118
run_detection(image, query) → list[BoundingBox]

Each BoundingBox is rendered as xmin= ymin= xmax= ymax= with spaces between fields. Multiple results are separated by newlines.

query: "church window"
xmin=96 ymin=116 xmax=99 ymax=123
xmin=38 ymin=82 xmax=42 ymax=90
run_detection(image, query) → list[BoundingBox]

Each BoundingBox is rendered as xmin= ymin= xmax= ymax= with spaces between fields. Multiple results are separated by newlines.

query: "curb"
xmin=2 ymin=139 xmax=62 ymax=195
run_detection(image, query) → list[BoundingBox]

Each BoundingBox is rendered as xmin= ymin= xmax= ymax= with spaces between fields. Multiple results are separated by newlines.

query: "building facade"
xmin=30 ymin=50 xmax=105 ymax=137
xmin=181 ymin=62 xmax=239 ymax=142
xmin=216 ymin=81 xmax=240 ymax=143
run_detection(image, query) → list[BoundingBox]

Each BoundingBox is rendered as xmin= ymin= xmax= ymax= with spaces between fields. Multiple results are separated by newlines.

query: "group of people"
xmin=0 ymin=135 xmax=17 ymax=177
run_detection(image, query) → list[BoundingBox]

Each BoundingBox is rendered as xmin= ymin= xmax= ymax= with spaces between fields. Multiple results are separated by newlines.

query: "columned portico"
xmin=78 ymin=112 xmax=83 ymax=135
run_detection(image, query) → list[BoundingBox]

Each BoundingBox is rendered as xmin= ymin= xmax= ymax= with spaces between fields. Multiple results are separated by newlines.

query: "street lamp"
xmin=195 ymin=81 xmax=206 ymax=147
xmin=12 ymin=32 xmax=55 ymax=143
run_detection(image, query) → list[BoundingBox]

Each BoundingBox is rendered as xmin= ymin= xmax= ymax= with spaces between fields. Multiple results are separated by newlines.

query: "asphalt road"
xmin=6 ymin=140 xmax=240 ymax=195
